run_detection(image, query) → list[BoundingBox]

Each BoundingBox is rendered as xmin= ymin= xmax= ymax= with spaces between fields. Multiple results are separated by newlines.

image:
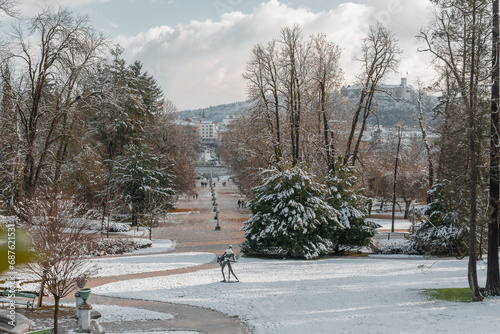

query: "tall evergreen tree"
xmin=242 ymin=160 xmax=339 ymax=259
xmin=112 ymin=144 xmax=175 ymax=226
xmin=409 ymin=181 xmax=468 ymax=256
xmin=325 ymin=156 xmax=379 ymax=253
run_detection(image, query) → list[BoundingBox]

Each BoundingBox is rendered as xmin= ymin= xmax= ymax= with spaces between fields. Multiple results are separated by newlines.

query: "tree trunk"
xmin=404 ymin=198 xmax=412 ymax=220
xmin=345 ymin=90 xmax=367 ymax=165
xmin=486 ymin=0 xmax=500 ymax=296
xmin=321 ymin=82 xmax=335 ymax=172
xmin=468 ymin=2 xmax=483 ymax=301
xmin=352 ymin=91 xmax=376 ymax=166
xmin=132 ymin=211 xmax=138 ymax=226
xmin=416 ymin=86 xmax=435 ymax=204
xmin=273 ymin=91 xmax=282 ymax=161
xmin=37 ymin=276 xmax=45 ymax=309
xmin=53 ymin=295 xmax=60 ymax=334
xmin=391 ymin=127 xmax=402 ymax=233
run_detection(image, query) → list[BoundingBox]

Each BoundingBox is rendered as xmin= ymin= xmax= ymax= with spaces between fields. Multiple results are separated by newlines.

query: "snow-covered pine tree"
xmin=241 ymin=160 xmax=339 ymax=259
xmin=112 ymin=143 xmax=176 ymax=226
xmin=408 ymin=181 xmax=468 ymax=256
xmin=325 ymin=156 xmax=379 ymax=253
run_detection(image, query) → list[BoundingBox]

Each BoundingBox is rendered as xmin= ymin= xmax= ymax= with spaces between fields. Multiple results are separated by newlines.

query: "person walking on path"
xmin=218 ymin=245 xmax=239 ymax=282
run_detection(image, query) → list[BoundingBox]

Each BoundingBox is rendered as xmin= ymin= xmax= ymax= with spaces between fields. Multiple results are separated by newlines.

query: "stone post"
xmin=77 ymin=302 xmax=92 ymax=333
xmin=75 ymin=291 xmax=82 ymax=319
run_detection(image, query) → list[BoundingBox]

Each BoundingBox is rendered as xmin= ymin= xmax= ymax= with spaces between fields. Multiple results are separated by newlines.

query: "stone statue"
xmin=217 ymin=245 xmax=239 ymax=282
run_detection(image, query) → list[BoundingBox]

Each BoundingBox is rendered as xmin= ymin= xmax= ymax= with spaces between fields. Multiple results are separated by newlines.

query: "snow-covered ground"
xmin=90 ymin=252 xmax=215 ymax=277
xmin=67 ymin=305 xmax=193 ymax=334
xmin=371 ymin=218 xmax=413 ymax=231
xmin=130 ymin=239 xmax=175 ymax=254
xmin=93 ymin=255 xmax=499 ymax=334
xmin=92 ymin=304 xmax=175 ymax=322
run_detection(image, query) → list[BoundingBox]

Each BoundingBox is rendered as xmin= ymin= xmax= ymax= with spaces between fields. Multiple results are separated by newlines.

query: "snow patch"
xmin=92 ymin=304 xmax=174 ymax=322
xmin=90 ymin=252 xmax=215 ymax=277
xmin=93 ymin=256 xmax=499 ymax=334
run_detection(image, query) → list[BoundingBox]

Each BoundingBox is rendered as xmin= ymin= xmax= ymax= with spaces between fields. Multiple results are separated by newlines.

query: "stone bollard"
xmin=77 ymin=302 xmax=92 ymax=333
xmin=215 ymin=211 xmax=221 ymax=231
xmin=75 ymin=291 xmax=83 ymax=319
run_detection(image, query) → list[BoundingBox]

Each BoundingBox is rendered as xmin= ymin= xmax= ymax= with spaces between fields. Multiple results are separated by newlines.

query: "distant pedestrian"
xmin=238 ymin=200 xmax=241 ymax=208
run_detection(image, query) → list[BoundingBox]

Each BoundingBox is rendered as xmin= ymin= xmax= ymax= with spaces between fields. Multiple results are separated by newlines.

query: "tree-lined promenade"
xmin=3 ymin=2 xmax=500 ymax=332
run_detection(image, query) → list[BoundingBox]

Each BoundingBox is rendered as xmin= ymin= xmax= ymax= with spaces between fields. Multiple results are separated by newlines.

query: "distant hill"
xmin=177 ymin=101 xmax=253 ymax=122
xmin=177 ymin=94 xmax=439 ymax=128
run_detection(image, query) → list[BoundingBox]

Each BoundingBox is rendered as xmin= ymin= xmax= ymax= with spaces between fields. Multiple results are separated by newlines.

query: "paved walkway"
xmin=92 ymin=177 xmax=251 ymax=333
xmin=90 ymin=295 xmax=249 ymax=334
xmin=28 ymin=177 xmax=252 ymax=333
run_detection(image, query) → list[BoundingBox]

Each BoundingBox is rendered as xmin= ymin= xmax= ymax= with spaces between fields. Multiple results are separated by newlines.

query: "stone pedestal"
xmin=75 ymin=291 xmax=83 ymax=319
xmin=77 ymin=303 xmax=92 ymax=333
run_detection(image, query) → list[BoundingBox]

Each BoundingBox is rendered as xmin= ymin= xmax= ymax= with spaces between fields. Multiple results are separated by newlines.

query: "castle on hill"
xmin=341 ymin=78 xmax=412 ymax=100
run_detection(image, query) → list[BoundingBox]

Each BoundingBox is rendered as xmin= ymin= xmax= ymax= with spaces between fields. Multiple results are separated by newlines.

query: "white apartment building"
xmin=199 ymin=120 xmax=217 ymax=146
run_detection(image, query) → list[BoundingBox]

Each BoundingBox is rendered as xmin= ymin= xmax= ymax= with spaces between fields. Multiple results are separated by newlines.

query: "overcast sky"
xmin=8 ymin=0 xmax=435 ymax=110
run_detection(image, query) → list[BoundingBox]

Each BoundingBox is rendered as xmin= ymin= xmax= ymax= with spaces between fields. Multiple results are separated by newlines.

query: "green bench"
xmin=27 ymin=328 xmax=54 ymax=334
xmin=0 ymin=290 xmax=37 ymax=311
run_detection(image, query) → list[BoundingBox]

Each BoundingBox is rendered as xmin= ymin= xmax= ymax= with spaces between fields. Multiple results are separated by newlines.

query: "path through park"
xmin=26 ymin=176 xmax=252 ymax=333
xmin=88 ymin=176 xmax=251 ymax=333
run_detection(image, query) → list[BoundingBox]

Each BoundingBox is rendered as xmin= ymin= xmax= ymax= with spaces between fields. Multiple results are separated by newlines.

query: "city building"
xmin=199 ymin=120 xmax=217 ymax=146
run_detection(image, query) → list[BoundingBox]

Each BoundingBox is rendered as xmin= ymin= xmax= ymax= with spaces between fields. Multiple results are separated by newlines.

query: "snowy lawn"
xmin=90 ymin=252 xmax=215 ymax=277
xmin=371 ymin=218 xmax=413 ymax=231
xmin=92 ymin=304 xmax=175 ymax=322
xmin=131 ymin=239 xmax=176 ymax=254
xmin=93 ymin=255 xmax=499 ymax=334
xmin=66 ymin=305 xmax=191 ymax=334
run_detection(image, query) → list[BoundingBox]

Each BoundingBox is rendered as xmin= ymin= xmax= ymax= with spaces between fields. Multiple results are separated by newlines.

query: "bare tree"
xmin=279 ymin=25 xmax=310 ymax=166
xmin=145 ymin=105 xmax=198 ymax=195
xmin=419 ymin=0 xmax=491 ymax=301
xmin=344 ymin=23 xmax=402 ymax=166
xmin=0 ymin=0 xmax=18 ymax=18
xmin=243 ymin=40 xmax=283 ymax=163
xmin=309 ymin=33 xmax=343 ymax=171
xmin=3 ymin=8 xmax=106 ymax=199
xmin=17 ymin=191 xmax=97 ymax=333
xmin=390 ymin=126 xmax=402 ymax=232
xmin=415 ymin=81 xmax=435 ymax=203
xmin=486 ymin=0 xmax=500 ymax=296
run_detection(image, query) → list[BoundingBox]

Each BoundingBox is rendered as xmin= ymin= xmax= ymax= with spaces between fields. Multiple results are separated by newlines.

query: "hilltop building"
xmin=341 ymin=78 xmax=412 ymax=100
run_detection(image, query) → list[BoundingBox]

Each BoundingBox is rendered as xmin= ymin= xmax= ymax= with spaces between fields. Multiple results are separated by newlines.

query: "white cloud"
xmin=111 ymin=0 xmax=434 ymax=109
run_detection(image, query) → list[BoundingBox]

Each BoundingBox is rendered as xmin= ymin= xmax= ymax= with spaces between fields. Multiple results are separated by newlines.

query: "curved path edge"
xmin=90 ymin=294 xmax=252 ymax=334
